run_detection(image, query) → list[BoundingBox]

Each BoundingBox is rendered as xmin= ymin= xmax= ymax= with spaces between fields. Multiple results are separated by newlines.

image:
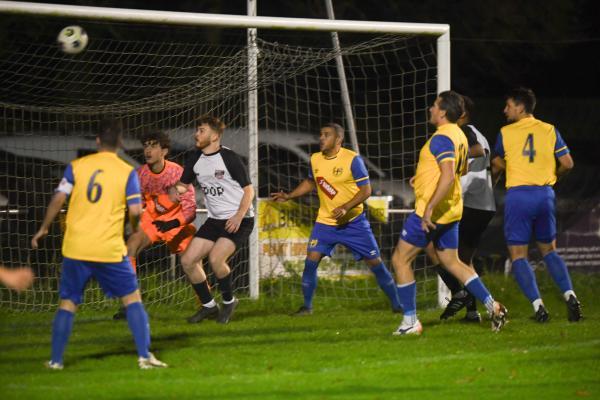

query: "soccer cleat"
xmin=217 ymin=298 xmax=239 ymax=324
xmin=439 ymin=293 xmax=470 ymax=320
xmin=534 ymin=304 xmax=550 ymax=323
xmin=138 ymin=352 xmax=168 ymax=369
xmin=45 ymin=361 xmax=64 ymax=370
xmin=112 ymin=306 xmax=127 ymax=320
xmin=566 ymin=295 xmax=583 ymax=322
xmin=186 ymin=305 xmax=219 ymax=324
xmin=393 ymin=320 xmax=423 ymax=336
xmin=463 ymin=311 xmax=482 ymax=323
xmin=291 ymin=306 xmax=313 ymax=316
xmin=491 ymin=301 xmax=508 ymax=332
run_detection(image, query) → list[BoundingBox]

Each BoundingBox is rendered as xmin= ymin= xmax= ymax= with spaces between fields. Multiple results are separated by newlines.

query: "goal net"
xmin=0 ymin=7 xmax=446 ymax=311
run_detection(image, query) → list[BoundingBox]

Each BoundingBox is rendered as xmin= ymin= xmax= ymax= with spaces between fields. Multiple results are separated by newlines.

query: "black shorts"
xmin=195 ymin=217 xmax=254 ymax=249
xmin=459 ymin=207 xmax=495 ymax=249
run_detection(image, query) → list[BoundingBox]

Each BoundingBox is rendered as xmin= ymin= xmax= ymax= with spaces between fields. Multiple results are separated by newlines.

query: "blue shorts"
xmin=308 ymin=214 xmax=381 ymax=260
xmin=399 ymin=212 xmax=459 ymax=250
xmin=504 ymin=185 xmax=556 ymax=245
xmin=59 ymin=256 xmax=138 ymax=305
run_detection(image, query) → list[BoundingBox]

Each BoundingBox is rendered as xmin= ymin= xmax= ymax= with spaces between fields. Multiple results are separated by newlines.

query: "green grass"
xmin=0 ymin=273 xmax=599 ymax=400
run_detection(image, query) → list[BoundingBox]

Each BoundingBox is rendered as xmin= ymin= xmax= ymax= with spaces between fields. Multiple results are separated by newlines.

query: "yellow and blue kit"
xmin=494 ymin=117 xmax=569 ymax=244
xmin=401 ymin=123 xmax=468 ymax=249
xmin=56 ymin=152 xmax=141 ymax=303
xmin=306 ymin=148 xmax=380 ymax=260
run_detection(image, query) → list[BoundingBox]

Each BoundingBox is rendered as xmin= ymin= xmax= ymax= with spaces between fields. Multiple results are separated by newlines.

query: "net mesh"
xmin=0 ymin=17 xmax=439 ymax=311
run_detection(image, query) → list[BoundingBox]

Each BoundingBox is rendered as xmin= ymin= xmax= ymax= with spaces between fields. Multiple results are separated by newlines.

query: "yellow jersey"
xmin=494 ymin=117 xmax=569 ymax=188
xmin=309 ymin=147 xmax=369 ymax=226
xmin=413 ymin=123 xmax=468 ymax=224
xmin=58 ymin=152 xmax=141 ymax=262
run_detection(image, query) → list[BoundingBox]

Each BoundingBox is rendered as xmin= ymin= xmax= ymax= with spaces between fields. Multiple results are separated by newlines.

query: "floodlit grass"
xmin=0 ymin=273 xmax=598 ymax=399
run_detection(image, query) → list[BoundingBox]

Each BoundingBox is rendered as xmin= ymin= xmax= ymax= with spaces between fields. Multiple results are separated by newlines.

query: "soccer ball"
xmin=57 ymin=25 xmax=88 ymax=55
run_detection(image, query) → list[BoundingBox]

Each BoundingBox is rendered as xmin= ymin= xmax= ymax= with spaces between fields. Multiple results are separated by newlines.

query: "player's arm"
xmin=271 ymin=159 xmax=316 ymax=202
xmin=31 ymin=164 xmax=73 ymax=249
xmin=490 ymin=131 xmax=506 ymax=186
xmin=463 ymin=125 xmax=484 ymax=158
xmin=422 ymin=160 xmax=455 ymax=232
xmin=271 ymin=179 xmax=316 ymax=202
xmin=556 ymin=153 xmax=574 ymax=180
xmin=223 ymin=150 xmax=256 ymax=233
xmin=0 ymin=266 xmax=34 ymax=292
xmin=225 ymin=184 xmax=255 ymax=233
xmin=125 ymin=169 xmax=143 ymax=234
xmin=554 ymin=129 xmax=574 ymax=180
xmin=421 ymin=135 xmax=456 ymax=232
xmin=331 ymin=155 xmax=371 ymax=220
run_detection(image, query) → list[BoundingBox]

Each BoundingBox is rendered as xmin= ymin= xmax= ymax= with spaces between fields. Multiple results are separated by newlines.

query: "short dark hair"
xmin=97 ymin=119 xmax=123 ymax=149
xmin=462 ymin=95 xmax=475 ymax=120
xmin=141 ymin=130 xmax=170 ymax=150
xmin=321 ymin=122 xmax=345 ymax=142
xmin=438 ymin=91 xmax=465 ymax=123
xmin=197 ymin=115 xmax=225 ymax=136
xmin=506 ymin=87 xmax=536 ymax=114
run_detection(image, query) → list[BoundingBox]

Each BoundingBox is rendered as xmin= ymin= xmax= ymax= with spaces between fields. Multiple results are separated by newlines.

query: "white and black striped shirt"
xmin=181 ymin=146 xmax=254 ymax=219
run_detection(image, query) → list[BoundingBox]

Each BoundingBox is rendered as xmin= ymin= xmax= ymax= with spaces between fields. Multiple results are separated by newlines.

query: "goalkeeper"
xmin=113 ymin=130 xmax=197 ymax=320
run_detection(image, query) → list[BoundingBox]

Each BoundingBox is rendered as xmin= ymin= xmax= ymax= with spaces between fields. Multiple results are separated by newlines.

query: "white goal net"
xmin=0 ymin=4 xmax=448 ymax=311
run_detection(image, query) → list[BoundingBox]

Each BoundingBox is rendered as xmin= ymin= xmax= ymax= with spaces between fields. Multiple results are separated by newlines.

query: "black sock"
xmin=217 ymin=273 xmax=233 ymax=302
xmin=435 ymin=265 xmax=463 ymax=295
xmin=192 ymin=280 xmax=214 ymax=305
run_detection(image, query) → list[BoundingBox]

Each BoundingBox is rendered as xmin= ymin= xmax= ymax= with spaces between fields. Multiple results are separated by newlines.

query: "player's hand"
xmin=0 ymin=267 xmax=34 ymax=292
xmin=167 ymin=186 xmax=182 ymax=203
xmin=31 ymin=228 xmax=48 ymax=249
xmin=225 ymin=214 xmax=243 ymax=233
xmin=270 ymin=191 xmax=290 ymax=202
xmin=152 ymin=219 xmax=180 ymax=233
xmin=409 ymin=176 xmax=416 ymax=188
xmin=421 ymin=207 xmax=436 ymax=233
xmin=332 ymin=206 xmax=348 ymax=221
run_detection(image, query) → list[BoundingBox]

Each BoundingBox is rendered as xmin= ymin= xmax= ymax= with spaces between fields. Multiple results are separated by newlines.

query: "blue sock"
xmin=396 ymin=281 xmax=416 ymax=317
xmin=370 ymin=262 xmax=401 ymax=309
xmin=126 ymin=302 xmax=150 ymax=359
xmin=464 ymin=276 xmax=495 ymax=313
xmin=51 ymin=309 xmax=75 ymax=364
xmin=512 ymin=258 xmax=541 ymax=303
xmin=302 ymin=259 xmax=320 ymax=309
xmin=543 ymin=251 xmax=573 ymax=294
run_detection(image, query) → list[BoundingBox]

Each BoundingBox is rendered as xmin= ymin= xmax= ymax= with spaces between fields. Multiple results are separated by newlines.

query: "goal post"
xmin=0 ymin=0 xmax=450 ymax=310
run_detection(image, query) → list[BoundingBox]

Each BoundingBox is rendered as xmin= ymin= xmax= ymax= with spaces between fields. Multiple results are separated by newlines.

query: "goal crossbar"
xmin=0 ymin=1 xmax=448 ymax=35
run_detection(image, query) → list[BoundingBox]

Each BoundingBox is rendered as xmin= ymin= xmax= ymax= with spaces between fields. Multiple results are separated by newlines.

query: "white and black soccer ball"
xmin=57 ymin=25 xmax=88 ymax=55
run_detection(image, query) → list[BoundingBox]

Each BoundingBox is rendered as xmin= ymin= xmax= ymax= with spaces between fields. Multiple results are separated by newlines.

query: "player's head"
xmin=195 ymin=115 xmax=225 ymax=150
xmin=458 ymin=95 xmax=475 ymax=125
xmin=319 ymin=123 xmax=344 ymax=153
xmin=141 ymin=130 xmax=170 ymax=166
xmin=96 ymin=119 xmax=123 ymax=151
xmin=430 ymin=91 xmax=464 ymax=126
xmin=504 ymin=87 xmax=536 ymax=122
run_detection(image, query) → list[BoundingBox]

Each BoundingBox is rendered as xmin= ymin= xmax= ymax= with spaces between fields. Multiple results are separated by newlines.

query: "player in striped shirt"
xmin=113 ymin=130 xmax=197 ymax=320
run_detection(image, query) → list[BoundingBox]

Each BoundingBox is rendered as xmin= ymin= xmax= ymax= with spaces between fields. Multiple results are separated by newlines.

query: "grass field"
xmin=0 ymin=272 xmax=599 ymax=400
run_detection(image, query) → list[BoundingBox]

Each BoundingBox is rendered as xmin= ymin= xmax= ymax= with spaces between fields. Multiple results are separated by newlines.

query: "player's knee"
xmin=121 ymin=290 xmax=141 ymax=306
xmin=58 ymin=299 xmax=77 ymax=313
xmin=537 ymin=240 xmax=556 ymax=256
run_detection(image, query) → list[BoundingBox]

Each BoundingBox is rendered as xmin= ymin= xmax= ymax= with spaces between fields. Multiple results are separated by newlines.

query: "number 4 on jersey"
xmin=522 ymin=133 xmax=536 ymax=163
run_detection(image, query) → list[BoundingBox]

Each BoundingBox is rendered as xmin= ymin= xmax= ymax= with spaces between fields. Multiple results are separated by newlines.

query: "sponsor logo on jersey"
xmin=332 ymin=166 xmax=343 ymax=176
xmin=200 ymin=184 xmax=225 ymax=196
xmin=214 ymin=170 xmax=225 ymax=179
xmin=316 ymin=176 xmax=337 ymax=199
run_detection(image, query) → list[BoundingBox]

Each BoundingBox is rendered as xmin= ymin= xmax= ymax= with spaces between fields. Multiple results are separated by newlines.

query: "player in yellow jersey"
xmin=392 ymin=91 xmax=507 ymax=335
xmin=271 ymin=123 xmax=401 ymax=315
xmin=492 ymin=87 xmax=582 ymax=322
xmin=31 ymin=120 xmax=167 ymax=370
